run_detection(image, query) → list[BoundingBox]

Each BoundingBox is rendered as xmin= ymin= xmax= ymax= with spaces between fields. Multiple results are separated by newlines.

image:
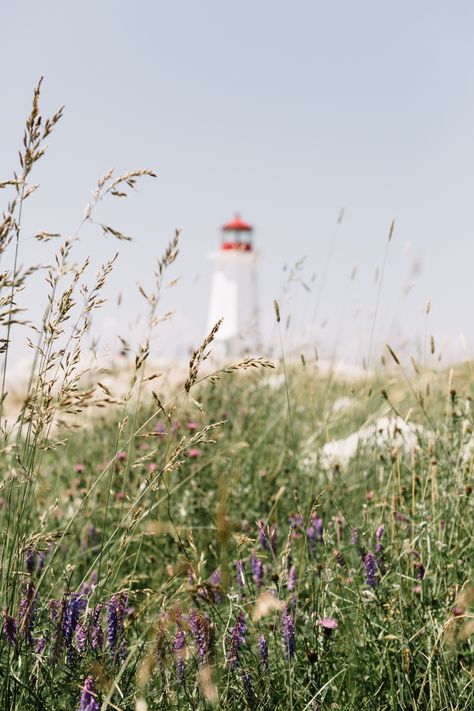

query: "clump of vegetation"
xmin=0 ymin=81 xmax=472 ymax=710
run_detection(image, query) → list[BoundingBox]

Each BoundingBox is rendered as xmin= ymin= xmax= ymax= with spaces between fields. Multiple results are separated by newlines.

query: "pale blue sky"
xmin=2 ymin=1 xmax=474 ymax=364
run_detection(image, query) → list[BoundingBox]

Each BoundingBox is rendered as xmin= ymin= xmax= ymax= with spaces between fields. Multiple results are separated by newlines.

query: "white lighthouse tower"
xmin=206 ymin=214 xmax=260 ymax=356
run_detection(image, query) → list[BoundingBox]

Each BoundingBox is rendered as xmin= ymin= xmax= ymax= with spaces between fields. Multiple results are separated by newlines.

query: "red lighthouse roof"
xmin=222 ymin=214 xmax=253 ymax=232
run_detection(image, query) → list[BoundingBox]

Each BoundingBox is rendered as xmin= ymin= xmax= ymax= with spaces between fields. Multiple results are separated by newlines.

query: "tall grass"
xmin=0 ymin=81 xmax=472 ymax=711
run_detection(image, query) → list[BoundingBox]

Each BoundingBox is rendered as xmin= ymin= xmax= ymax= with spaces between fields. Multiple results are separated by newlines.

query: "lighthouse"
xmin=206 ymin=214 xmax=260 ymax=356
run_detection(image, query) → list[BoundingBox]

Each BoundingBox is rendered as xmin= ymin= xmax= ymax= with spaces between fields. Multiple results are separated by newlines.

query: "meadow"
xmin=0 ymin=82 xmax=472 ymax=711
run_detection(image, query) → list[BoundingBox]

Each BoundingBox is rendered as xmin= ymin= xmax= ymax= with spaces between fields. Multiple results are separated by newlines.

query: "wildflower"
xmin=250 ymin=553 xmax=264 ymax=589
xmin=174 ymin=627 xmax=186 ymax=682
xmin=37 ymin=551 xmax=46 ymax=574
xmin=116 ymin=450 xmax=127 ymax=461
xmin=35 ymin=637 xmax=46 ymax=654
xmin=242 ymin=670 xmax=255 ymax=707
xmin=188 ymin=448 xmax=201 ymax=458
xmin=282 ymin=607 xmax=295 ymax=660
xmin=2 ymin=612 xmax=17 ymax=645
xmin=19 ymin=582 xmax=37 ymax=644
xmin=287 ymin=564 xmax=297 ymax=591
xmin=307 ymin=525 xmax=317 ymax=557
xmin=350 ymin=527 xmax=359 ymax=545
xmin=107 ymin=596 xmax=119 ymax=653
xmin=76 ymin=622 xmax=88 ymax=654
xmin=26 ymin=548 xmax=36 ymax=575
xmin=313 ymin=517 xmax=324 ymax=544
xmin=91 ymin=604 xmax=104 ymax=650
xmin=78 ymin=676 xmax=99 ymax=711
xmin=187 ymin=420 xmax=198 ymax=431
xmin=364 ymin=552 xmax=378 ymax=589
xmin=375 ymin=525 xmax=384 ymax=554
xmin=74 ymin=463 xmax=85 ymax=473
xmin=414 ymin=562 xmax=425 ymax=580
xmin=333 ymin=549 xmax=346 ymax=568
xmin=413 ymin=585 xmax=422 ymax=595
xmin=258 ymin=633 xmax=268 ymax=670
xmin=210 ymin=568 xmax=222 ymax=603
xmin=63 ymin=594 xmax=81 ymax=646
xmin=316 ymin=617 xmax=338 ymax=637
xmin=227 ymin=611 xmax=246 ymax=670
xmin=188 ymin=610 xmax=207 ymax=664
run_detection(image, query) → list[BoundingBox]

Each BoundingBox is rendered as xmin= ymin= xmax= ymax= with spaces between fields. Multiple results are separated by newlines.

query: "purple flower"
xmin=316 ymin=617 xmax=338 ymax=637
xmin=188 ymin=610 xmax=207 ymax=664
xmin=78 ymin=676 xmax=99 ymax=711
xmin=210 ymin=569 xmax=222 ymax=603
xmin=76 ymin=622 xmax=88 ymax=654
xmin=307 ymin=525 xmax=317 ymax=557
xmin=37 ymin=551 xmax=46 ymax=574
xmin=227 ymin=611 xmax=246 ymax=670
xmin=2 ymin=611 xmax=17 ymax=645
xmin=236 ymin=560 xmax=245 ymax=598
xmin=364 ymin=552 xmax=378 ymax=588
xmin=174 ymin=627 xmax=186 ymax=682
xmin=19 ymin=582 xmax=37 ymax=644
xmin=250 ymin=553 xmax=264 ymax=589
xmin=375 ymin=525 xmax=384 ymax=554
xmin=282 ymin=607 xmax=295 ymax=660
xmin=26 ymin=548 xmax=36 ymax=575
xmin=242 ymin=670 xmax=255 ymax=707
xmin=287 ymin=564 xmax=297 ymax=591
xmin=107 ymin=596 xmax=119 ymax=653
xmin=313 ymin=517 xmax=324 ymax=544
xmin=414 ymin=562 xmax=425 ymax=580
xmin=333 ymin=549 xmax=346 ymax=568
xmin=35 ymin=637 xmax=46 ymax=654
xmin=63 ymin=594 xmax=81 ymax=646
xmin=258 ymin=633 xmax=268 ymax=670
xmin=350 ymin=527 xmax=359 ymax=545
xmin=91 ymin=604 xmax=103 ymax=651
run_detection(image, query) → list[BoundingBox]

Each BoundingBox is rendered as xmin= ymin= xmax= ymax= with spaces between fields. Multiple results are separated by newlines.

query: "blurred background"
xmin=2 ymin=0 xmax=474 ymax=367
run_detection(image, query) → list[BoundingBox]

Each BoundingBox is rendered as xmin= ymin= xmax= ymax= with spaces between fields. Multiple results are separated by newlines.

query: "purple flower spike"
xmin=76 ymin=623 xmax=88 ymax=654
xmin=250 ymin=553 xmax=264 ymax=589
xmin=313 ymin=517 xmax=324 ymax=544
xmin=258 ymin=633 xmax=268 ymax=670
xmin=364 ymin=552 xmax=378 ymax=588
xmin=2 ymin=612 xmax=17 ymax=645
xmin=351 ymin=527 xmax=359 ymax=545
xmin=174 ymin=627 xmax=186 ymax=682
xmin=282 ymin=607 xmax=295 ymax=660
xmin=19 ymin=582 xmax=37 ymax=644
xmin=91 ymin=604 xmax=103 ymax=650
xmin=107 ymin=596 xmax=119 ymax=653
xmin=227 ymin=611 xmax=247 ymax=670
xmin=210 ymin=569 xmax=222 ymax=603
xmin=63 ymin=594 xmax=81 ymax=646
xmin=78 ymin=676 xmax=99 ymax=711
xmin=333 ymin=549 xmax=346 ymax=568
xmin=188 ymin=610 xmax=207 ymax=664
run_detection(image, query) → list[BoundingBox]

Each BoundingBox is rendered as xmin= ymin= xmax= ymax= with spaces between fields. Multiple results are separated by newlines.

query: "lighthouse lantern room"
xmin=206 ymin=214 xmax=260 ymax=355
